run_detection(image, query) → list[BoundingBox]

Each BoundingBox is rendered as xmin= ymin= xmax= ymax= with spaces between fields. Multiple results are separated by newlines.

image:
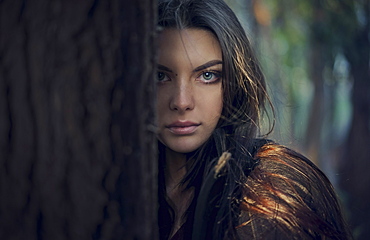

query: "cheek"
xmin=218 ymin=90 xmax=224 ymax=110
xmin=204 ymin=89 xmax=223 ymax=124
xmin=156 ymin=87 xmax=166 ymax=114
xmin=214 ymin=89 xmax=223 ymax=116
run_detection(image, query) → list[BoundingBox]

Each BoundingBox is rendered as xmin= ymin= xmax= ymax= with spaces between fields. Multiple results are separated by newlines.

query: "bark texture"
xmin=0 ymin=0 xmax=157 ymax=239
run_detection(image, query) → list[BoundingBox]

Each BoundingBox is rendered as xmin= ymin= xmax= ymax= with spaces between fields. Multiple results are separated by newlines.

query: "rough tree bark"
xmin=0 ymin=0 xmax=157 ymax=239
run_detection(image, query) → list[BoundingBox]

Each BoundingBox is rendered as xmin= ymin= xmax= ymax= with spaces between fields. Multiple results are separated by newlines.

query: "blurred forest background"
xmin=226 ymin=0 xmax=369 ymax=239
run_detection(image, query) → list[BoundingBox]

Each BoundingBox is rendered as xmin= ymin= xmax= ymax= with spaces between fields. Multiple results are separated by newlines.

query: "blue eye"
xmin=202 ymin=72 xmax=214 ymax=80
xmin=198 ymin=71 xmax=221 ymax=83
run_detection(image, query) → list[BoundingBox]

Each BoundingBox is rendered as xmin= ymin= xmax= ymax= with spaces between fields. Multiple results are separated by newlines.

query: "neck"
xmin=164 ymin=148 xmax=194 ymax=238
xmin=165 ymin=148 xmax=187 ymax=189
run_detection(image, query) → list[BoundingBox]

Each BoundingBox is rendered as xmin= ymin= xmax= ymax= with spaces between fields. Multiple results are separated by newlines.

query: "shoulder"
xmin=236 ymin=141 xmax=351 ymax=239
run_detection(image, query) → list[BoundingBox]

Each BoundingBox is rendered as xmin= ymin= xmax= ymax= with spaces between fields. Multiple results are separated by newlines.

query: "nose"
xmin=169 ymin=81 xmax=194 ymax=112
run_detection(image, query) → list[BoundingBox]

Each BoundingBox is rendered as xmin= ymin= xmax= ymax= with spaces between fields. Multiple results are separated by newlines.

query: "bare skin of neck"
xmin=165 ymin=148 xmax=194 ymax=239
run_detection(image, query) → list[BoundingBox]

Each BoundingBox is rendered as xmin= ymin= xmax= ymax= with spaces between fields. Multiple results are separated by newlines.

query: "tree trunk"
xmin=341 ymin=14 xmax=370 ymax=239
xmin=0 ymin=0 xmax=157 ymax=239
xmin=304 ymin=0 xmax=326 ymax=166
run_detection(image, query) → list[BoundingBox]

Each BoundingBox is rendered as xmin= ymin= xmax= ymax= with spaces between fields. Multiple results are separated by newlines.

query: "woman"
xmin=156 ymin=0 xmax=351 ymax=239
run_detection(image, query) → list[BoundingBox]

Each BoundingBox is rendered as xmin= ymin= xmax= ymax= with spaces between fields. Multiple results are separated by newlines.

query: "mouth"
xmin=166 ymin=121 xmax=201 ymax=135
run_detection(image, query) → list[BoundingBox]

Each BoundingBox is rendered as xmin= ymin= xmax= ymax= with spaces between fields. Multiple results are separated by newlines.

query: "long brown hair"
xmin=157 ymin=0 xmax=271 ymax=238
xmin=237 ymin=143 xmax=352 ymax=239
xmin=157 ymin=0 xmax=350 ymax=239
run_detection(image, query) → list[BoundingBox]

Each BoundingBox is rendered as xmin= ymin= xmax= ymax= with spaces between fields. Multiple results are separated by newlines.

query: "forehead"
xmin=158 ymin=28 xmax=222 ymax=66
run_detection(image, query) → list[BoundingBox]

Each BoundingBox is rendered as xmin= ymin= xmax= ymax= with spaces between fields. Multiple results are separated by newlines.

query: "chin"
xmin=158 ymin=134 xmax=210 ymax=154
xmin=164 ymin=139 xmax=206 ymax=154
xmin=168 ymin=145 xmax=199 ymax=154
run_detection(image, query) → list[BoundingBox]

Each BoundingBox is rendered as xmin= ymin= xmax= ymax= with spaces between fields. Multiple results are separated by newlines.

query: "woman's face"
xmin=156 ymin=28 xmax=223 ymax=154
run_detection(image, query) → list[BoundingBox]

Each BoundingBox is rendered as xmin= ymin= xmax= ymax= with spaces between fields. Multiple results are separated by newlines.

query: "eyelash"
xmin=157 ymin=72 xmax=169 ymax=82
xmin=197 ymin=70 xmax=222 ymax=84
xmin=157 ymin=70 xmax=222 ymax=84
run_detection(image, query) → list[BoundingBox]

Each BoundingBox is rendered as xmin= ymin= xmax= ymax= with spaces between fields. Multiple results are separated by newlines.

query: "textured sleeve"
xmin=235 ymin=143 xmax=351 ymax=240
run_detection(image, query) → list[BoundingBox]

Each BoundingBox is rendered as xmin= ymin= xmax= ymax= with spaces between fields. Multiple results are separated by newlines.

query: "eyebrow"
xmin=193 ymin=60 xmax=223 ymax=72
xmin=157 ymin=64 xmax=173 ymax=73
xmin=157 ymin=60 xmax=223 ymax=73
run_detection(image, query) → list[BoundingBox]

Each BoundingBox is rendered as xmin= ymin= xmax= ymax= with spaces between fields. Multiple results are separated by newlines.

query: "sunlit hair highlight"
xmin=237 ymin=143 xmax=351 ymax=239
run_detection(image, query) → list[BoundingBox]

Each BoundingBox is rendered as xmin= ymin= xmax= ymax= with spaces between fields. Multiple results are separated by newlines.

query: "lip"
xmin=166 ymin=121 xmax=201 ymax=135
